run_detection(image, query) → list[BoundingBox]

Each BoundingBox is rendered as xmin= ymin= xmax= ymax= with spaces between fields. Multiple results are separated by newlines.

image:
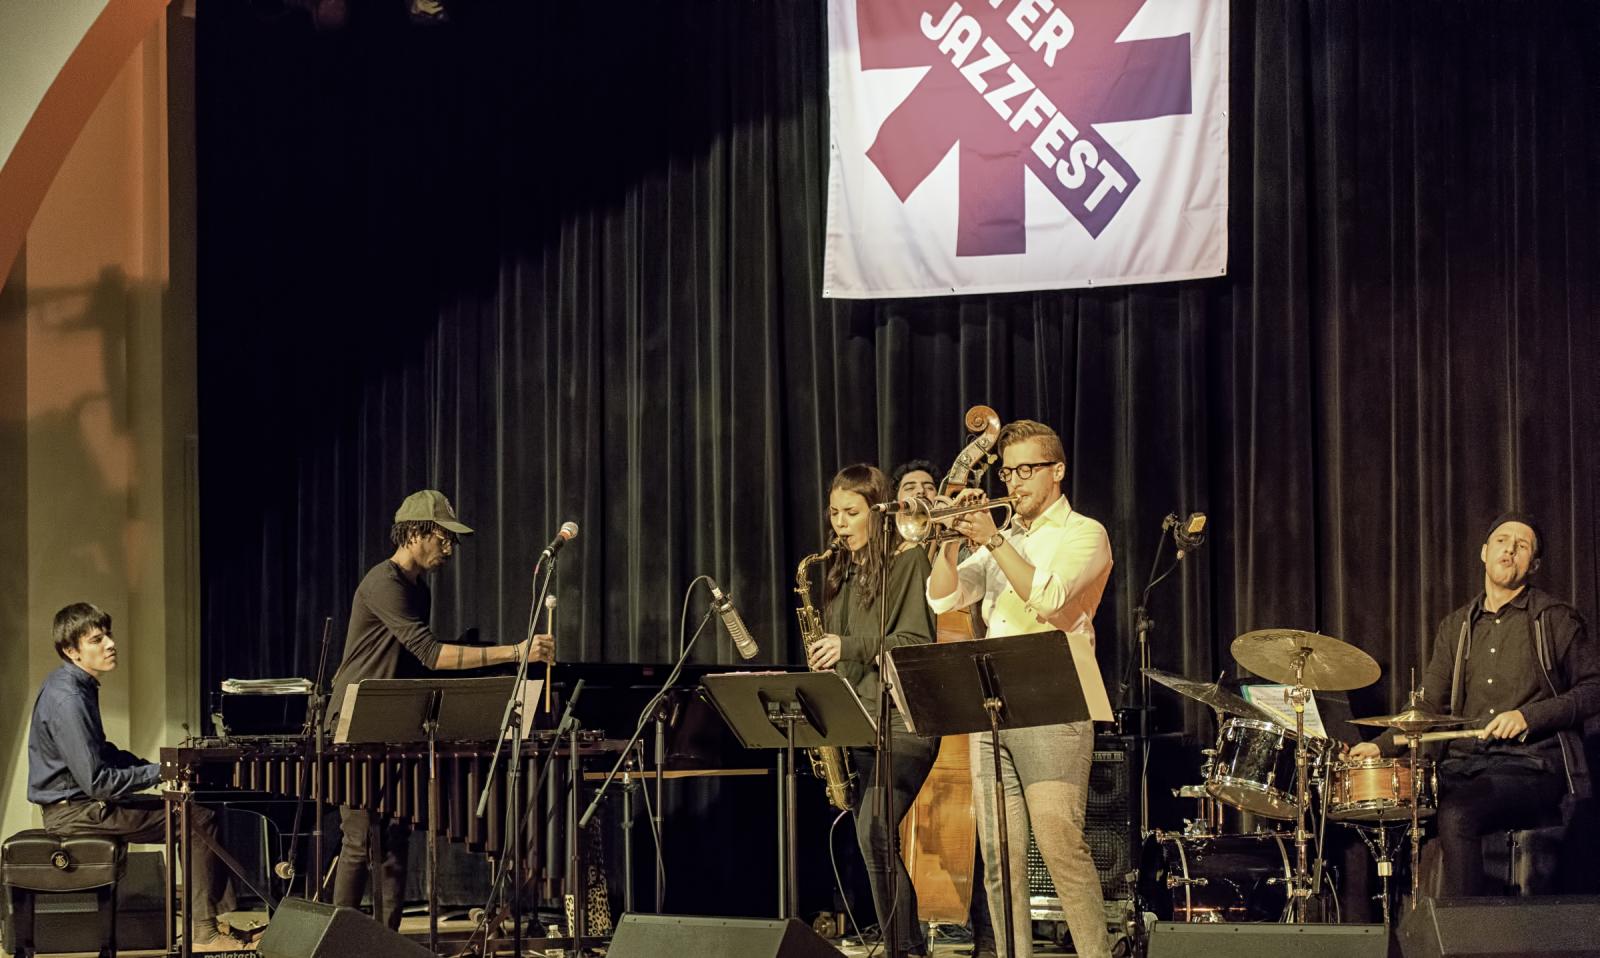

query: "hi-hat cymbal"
xmin=1349 ymin=706 xmax=1472 ymax=733
xmin=1230 ymin=628 xmax=1380 ymax=691
xmin=1142 ymin=668 xmax=1273 ymax=721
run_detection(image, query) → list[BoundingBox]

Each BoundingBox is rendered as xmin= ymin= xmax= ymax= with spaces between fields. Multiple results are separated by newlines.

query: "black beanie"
xmin=1484 ymin=511 xmax=1543 ymax=559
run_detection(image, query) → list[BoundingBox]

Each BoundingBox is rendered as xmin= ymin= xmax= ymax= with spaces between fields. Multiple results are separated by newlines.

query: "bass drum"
xmin=1137 ymin=832 xmax=1291 ymax=923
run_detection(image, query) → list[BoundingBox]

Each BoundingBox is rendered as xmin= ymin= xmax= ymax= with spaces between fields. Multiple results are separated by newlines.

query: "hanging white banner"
xmin=824 ymin=0 xmax=1228 ymax=298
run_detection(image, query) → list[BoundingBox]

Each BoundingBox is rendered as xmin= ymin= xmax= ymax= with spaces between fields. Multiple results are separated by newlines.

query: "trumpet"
xmin=892 ymin=494 xmax=1021 ymax=544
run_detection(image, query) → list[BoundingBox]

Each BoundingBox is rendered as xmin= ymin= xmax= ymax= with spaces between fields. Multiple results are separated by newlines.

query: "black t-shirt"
xmin=325 ymin=559 xmax=445 ymax=730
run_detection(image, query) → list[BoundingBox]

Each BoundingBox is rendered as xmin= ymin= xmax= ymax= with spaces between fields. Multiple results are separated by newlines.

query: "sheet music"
xmin=1067 ymin=631 xmax=1114 ymax=722
xmin=1242 ymin=683 xmax=1329 ymax=738
xmin=512 ymin=678 xmax=542 ymax=738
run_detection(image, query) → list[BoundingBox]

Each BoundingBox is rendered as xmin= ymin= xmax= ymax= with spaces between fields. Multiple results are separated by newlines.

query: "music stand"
xmin=335 ymin=676 xmax=517 ymax=952
xmin=700 ymin=671 xmax=877 ymax=919
xmin=883 ymin=632 xmax=1110 ymax=958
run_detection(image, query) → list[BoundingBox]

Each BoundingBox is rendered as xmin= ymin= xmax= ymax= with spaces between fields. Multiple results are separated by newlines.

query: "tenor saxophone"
xmin=795 ymin=540 xmax=858 ymax=811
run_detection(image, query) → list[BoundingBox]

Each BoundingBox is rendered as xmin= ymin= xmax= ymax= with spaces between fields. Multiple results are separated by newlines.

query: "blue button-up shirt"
xmin=28 ymin=662 xmax=159 ymax=804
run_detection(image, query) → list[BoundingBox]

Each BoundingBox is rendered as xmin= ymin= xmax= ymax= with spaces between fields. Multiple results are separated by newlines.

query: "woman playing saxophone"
xmin=807 ymin=464 xmax=938 ymax=958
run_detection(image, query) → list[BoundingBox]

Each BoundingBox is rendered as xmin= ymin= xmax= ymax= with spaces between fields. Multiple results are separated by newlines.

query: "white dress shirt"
xmin=926 ymin=493 xmax=1113 ymax=640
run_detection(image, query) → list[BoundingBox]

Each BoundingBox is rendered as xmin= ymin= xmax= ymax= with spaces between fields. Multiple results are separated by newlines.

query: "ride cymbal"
xmin=1230 ymin=628 xmax=1380 ymax=691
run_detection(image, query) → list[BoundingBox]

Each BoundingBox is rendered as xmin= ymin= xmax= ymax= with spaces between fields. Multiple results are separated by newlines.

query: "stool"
xmin=2 ymin=829 xmax=127 ymax=958
xmin=1480 ymin=806 xmax=1565 ymax=897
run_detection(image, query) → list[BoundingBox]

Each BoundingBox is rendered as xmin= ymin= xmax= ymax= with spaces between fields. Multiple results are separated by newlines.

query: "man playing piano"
xmin=28 ymin=603 xmax=250 ymax=952
xmin=325 ymin=489 xmax=554 ymax=930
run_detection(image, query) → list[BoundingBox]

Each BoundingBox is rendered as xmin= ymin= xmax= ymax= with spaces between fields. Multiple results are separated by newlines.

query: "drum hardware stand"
xmin=1287 ymin=659 xmax=1315 ymax=922
xmin=1350 ymin=823 xmax=1400 ymax=927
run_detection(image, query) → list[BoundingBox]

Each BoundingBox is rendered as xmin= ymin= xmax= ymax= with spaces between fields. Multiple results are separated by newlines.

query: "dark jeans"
xmin=333 ymin=806 xmax=412 ymax=930
xmin=40 ymin=796 xmax=224 ymax=927
xmin=850 ymin=712 xmax=939 ymax=958
xmin=1436 ymin=766 xmax=1566 ymax=897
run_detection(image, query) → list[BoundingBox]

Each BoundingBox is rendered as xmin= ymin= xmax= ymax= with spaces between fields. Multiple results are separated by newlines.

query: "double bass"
xmin=897 ymin=405 xmax=1003 ymax=922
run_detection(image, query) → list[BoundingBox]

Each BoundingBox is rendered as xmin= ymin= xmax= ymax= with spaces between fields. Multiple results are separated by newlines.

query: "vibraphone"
xmin=161 ymin=730 xmax=612 ymax=856
xmin=158 ymin=730 xmax=624 ymax=956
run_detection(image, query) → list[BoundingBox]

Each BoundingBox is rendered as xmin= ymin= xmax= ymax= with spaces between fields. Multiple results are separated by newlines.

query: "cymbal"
xmin=1230 ymin=628 xmax=1380 ymax=691
xmin=1142 ymin=668 xmax=1273 ymax=721
xmin=1349 ymin=706 xmax=1472 ymax=733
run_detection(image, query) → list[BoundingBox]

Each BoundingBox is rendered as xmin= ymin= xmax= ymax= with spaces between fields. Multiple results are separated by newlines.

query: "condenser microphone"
xmin=871 ymin=496 xmax=931 ymax=515
xmin=707 ymin=579 xmax=759 ymax=660
xmin=540 ymin=521 xmax=579 ymax=561
xmin=1172 ymin=512 xmax=1208 ymax=558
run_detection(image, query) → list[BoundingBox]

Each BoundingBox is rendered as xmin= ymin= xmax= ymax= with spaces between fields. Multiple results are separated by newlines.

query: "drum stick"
xmin=1412 ymin=728 xmax=1487 ymax=744
xmin=543 ymin=594 xmax=557 ymax=714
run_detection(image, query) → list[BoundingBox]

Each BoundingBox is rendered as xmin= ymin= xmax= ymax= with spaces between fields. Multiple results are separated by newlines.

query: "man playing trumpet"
xmin=926 ymin=420 xmax=1113 ymax=958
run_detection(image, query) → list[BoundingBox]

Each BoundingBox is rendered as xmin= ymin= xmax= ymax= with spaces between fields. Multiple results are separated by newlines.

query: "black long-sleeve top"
xmin=326 ymin=560 xmax=446 ymax=731
xmin=823 ymin=547 xmax=936 ymax=719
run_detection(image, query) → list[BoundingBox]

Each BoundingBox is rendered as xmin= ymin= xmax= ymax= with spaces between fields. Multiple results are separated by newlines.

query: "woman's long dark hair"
xmin=821 ymin=464 xmax=901 ymax=610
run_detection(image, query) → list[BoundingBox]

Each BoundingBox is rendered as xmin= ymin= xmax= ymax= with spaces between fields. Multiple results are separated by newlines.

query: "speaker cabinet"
xmin=257 ymin=898 xmax=433 ymax=958
xmin=1027 ymin=743 xmax=1136 ymax=919
xmin=1147 ymin=921 xmax=1388 ymax=957
xmin=1399 ymin=895 xmax=1600 ymax=958
xmin=607 ymin=913 xmax=844 ymax=958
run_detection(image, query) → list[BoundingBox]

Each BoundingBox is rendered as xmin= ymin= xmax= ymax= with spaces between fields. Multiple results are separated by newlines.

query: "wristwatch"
xmin=986 ymin=531 xmax=1006 ymax=552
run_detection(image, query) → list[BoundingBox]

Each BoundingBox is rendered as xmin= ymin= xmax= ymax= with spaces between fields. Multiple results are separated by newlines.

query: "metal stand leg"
xmin=986 ymin=702 xmax=1016 ymax=958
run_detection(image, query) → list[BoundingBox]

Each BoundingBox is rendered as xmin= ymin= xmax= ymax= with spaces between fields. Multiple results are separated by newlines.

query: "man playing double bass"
xmin=927 ymin=420 xmax=1113 ymax=958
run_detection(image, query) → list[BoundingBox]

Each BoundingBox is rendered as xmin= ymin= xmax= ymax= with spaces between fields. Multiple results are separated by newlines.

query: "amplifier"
xmin=1026 ymin=742 xmax=1136 ymax=922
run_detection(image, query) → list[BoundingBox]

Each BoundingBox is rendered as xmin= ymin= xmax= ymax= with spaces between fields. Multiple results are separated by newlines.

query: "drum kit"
xmin=1140 ymin=629 xmax=1476 ymax=927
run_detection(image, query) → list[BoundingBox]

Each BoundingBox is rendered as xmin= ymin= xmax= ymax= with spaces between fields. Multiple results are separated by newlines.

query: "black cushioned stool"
xmin=3 ymin=829 xmax=127 ymax=958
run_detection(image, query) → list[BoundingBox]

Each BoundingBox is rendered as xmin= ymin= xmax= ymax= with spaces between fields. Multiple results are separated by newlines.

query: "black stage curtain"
xmin=197 ymin=1 xmax=1599 ymax=748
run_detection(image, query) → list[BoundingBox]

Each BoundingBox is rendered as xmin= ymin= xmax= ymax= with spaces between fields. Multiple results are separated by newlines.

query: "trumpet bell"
xmin=894 ymin=495 xmax=1019 ymax=544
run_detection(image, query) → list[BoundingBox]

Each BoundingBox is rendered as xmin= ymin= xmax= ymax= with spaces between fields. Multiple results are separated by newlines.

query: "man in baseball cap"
xmin=325 ymin=490 xmax=553 ymax=929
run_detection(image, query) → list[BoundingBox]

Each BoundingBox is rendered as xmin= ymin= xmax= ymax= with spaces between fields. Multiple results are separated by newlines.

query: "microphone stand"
xmin=281 ymin=616 xmax=335 ymax=901
xmin=580 ymin=610 xmax=715 ymax=829
xmin=475 ymin=555 xmax=557 ymax=956
xmin=875 ymin=515 xmax=901 ymax=958
xmin=1119 ymin=516 xmax=1184 ymax=839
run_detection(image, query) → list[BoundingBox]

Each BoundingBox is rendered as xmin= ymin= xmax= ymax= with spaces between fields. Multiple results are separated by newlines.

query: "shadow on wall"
xmin=0 ymin=266 xmax=150 ymax=826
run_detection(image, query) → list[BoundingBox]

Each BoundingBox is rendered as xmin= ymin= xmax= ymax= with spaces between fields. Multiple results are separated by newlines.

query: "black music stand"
xmin=335 ymin=676 xmax=517 ymax=953
xmin=700 ymin=671 xmax=877 ymax=919
xmin=884 ymin=632 xmax=1108 ymax=958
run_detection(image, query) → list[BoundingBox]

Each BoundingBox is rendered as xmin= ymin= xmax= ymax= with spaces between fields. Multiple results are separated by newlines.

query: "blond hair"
xmin=996 ymin=419 xmax=1066 ymax=466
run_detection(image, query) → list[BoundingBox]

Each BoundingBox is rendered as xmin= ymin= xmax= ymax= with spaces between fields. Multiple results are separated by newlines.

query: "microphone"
xmin=540 ymin=521 xmax=579 ymax=561
xmin=871 ymin=496 xmax=930 ymax=515
xmin=1170 ymin=512 xmax=1208 ymax=558
xmin=707 ymin=579 xmax=759 ymax=660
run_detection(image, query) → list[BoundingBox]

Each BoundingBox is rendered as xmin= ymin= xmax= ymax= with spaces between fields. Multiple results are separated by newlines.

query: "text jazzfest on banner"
xmin=824 ymin=0 xmax=1228 ymax=299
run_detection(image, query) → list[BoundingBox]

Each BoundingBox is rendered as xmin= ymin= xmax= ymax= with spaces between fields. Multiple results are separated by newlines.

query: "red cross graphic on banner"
xmin=859 ymin=0 xmax=1193 ymax=255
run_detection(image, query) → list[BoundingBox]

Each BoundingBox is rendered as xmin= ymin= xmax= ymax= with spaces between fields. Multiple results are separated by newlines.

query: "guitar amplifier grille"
xmin=1025 ymin=746 xmax=1135 ymax=914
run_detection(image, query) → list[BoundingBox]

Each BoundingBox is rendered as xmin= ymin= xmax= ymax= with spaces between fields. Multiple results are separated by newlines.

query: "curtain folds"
xmin=197 ymin=0 xmax=1599 ymax=743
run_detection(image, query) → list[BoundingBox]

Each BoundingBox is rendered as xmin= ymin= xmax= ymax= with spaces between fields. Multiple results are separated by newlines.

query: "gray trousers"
xmin=970 ymin=720 xmax=1108 ymax=958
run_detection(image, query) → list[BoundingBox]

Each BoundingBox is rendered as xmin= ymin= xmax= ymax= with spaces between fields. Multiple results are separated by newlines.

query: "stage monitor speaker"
xmin=607 ymin=913 xmax=844 ymax=958
xmin=1399 ymin=895 xmax=1600 ymax=958
xmin=1147 ymin=921 xmax=1388 ymax=958
xmin=257 ymin=898 xmax=433 ymax=958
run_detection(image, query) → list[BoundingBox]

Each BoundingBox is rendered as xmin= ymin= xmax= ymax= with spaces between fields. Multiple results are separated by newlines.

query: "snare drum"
xmin=1206 ymin=718 xmax=1324 ymax=820
xmin=1327 ymin=757 xmax=1436 ymax=822
xmin=1137 ymin=832 xmax=1291 ymax=923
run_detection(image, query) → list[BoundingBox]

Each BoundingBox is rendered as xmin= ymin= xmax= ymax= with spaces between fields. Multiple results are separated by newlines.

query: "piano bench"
xmin=3 ymin=829 xmax=126 ymax=958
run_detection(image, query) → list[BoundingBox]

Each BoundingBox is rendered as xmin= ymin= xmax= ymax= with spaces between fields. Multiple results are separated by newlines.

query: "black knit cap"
xmin=1484 ymin=510 xmax=1543 ymax=559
